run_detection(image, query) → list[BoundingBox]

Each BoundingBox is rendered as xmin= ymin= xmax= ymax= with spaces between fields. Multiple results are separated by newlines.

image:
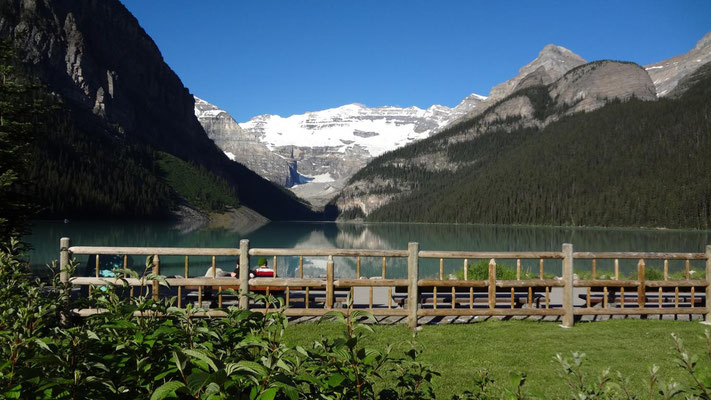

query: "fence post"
xmin=562 ymin=243 xmax=574 ymax=328
xmin=60 ymin=237 xmax=70 ymax=284
xmin=705 ymin=245 xmax=711 ymax=323
xmin=59 ymin=237 xmax=70 ymax=326
xmin=637 ymin=259 xmax=646 ymax=310
xmin=326 ymin=256 xmax=334 ymax=309
xmin=407 ymin=242 xmax=419 ymax=330
xmin=152 ymin=255 xmax=160 ymax=301
xmin=488 ymin=259 xmax=496 ymax=309
xmin=239 ymin=239 xmax=250 ymax=310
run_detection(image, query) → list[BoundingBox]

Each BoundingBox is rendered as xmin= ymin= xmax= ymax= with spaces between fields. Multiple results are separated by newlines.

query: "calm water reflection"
xmin=26 ymin=220 xmax=711 ymax=279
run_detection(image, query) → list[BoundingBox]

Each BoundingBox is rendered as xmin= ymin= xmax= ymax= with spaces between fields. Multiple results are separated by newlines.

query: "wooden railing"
xmin=58 ymin=238 xmax=711 ymax=329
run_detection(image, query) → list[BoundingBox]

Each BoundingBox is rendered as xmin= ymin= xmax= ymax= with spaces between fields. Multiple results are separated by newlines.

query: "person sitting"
xmin=230 ymin=257 xmax=240 ymax=277
xmin=253 ymin=257 xmax=274 ymax=277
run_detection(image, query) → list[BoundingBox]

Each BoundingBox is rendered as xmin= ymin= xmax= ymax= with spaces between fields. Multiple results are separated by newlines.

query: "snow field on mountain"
xmin=241 ymin=111 xmax=432 ymax=156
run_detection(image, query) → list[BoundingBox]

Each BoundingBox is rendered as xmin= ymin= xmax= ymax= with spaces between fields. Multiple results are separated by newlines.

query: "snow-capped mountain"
xmin=194 ymin=95 xmax=486 ymax=207
xmin=239 ymin=99 xmax=485 ymax=158
xmin=194 ymin=97 xmax=296 ymax=186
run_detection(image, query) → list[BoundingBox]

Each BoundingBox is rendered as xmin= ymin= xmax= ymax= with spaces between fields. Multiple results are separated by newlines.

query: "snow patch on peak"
xmin=239 ymin=95 xmax=485 ymax=157
xmin=194 ymin=96 xmax=228 ymax=119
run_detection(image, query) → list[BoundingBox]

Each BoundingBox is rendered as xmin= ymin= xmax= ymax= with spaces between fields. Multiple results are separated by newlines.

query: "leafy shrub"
xmin=0 ymin=244 xmax=446 ymax=399
xmin=5 ymin=240 xmax=711 ymax=399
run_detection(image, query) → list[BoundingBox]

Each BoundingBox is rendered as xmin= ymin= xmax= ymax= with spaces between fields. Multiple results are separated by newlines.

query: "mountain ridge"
xmin=0 ymin=0 xmax=318 ymax=221
xmin=336 ymin=58 xmax=658 ymax=217
xmin=194 ymin=93 xmax=488 ymax=207
xmin=645 ymin=32 xmax=711 ymax=96
xmin=362 ymin=61 xmax=711 ymax=229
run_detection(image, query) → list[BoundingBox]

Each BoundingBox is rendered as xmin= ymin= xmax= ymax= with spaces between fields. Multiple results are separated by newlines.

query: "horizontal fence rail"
xmin=57 ymin=238 xmax=711 ymax=329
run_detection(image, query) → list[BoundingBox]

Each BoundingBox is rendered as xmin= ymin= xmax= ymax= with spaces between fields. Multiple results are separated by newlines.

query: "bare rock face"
xmin=0 ymin=0 xmax=213 ymax=159
xmin=0 ymin=0 xmax=317 ymax=221
xmin=550 ymin=61 xmax=657 ymax=114
xmin=645 ymin=32 xmax=711 ymax=97
xmin=481 ymin=95 xmax=535 ymax=125
xmin=488 ymin=44 xmax=586 ymax=104
xmin=668 ymin=60 xmax=711 ymax=98
xmin=194 ymin=97 xmax=296 ymax=186
xmin=445 ymin=44 xmax=586 ymax=128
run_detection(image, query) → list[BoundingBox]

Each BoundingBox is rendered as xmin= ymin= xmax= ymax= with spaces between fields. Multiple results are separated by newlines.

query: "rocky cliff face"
xmin=194 ymin=97 xmax=297 ymax=186
xmin=645 ymin=32 xmax=711 ymax=97
xmin=0 ymin=0 xmax=316 ymax=220
xmin=549 ymin=60 xmax=656 ymax=113
xmin=0 ymin=0 xmax=215 ymax=160
xmin=195 ymin=95 xmax=487 ymax=207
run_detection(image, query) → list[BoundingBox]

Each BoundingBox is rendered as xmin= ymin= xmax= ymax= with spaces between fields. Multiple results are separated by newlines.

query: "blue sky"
xmin=120 ymin=0 xmax=710 ymax=122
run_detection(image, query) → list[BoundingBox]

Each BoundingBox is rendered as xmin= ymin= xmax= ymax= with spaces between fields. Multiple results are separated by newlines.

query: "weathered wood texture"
xmin=419 ymin=251 xmax=564 ymax=259
xmin=408 ymin=242 xmax=419 ymax=329
xmin=562 ymin=244 xmax=574 ymax=327
xmin=61 ymin=240 xmax=711 ymax=328
xmin=574 ymin=252 xmax=707 ymax=260
xmin=69 ymin=246 xmax=240 ymax=256
xmin=249 ymin=248 xmax=408 ymax=257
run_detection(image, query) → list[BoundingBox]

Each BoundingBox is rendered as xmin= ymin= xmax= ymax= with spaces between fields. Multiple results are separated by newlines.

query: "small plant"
xmin=384 ymin=338 xmax=440 ymax=399
xmin=312 ymin=296 xmax=392 ymax=399
xmin=556 ymin=352 xmax=613 ymax=399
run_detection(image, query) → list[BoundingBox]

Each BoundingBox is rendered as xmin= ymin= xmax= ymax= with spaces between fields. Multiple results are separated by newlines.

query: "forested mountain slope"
xmin=338 ymin=61 xmax=711 ymax=229
xmin=0 ymin=0 xmax=316 ymax=221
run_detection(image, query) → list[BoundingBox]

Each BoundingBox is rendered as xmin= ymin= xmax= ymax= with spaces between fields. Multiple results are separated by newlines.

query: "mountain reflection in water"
xmin=26 ymin=220 xmax=710 ymax=279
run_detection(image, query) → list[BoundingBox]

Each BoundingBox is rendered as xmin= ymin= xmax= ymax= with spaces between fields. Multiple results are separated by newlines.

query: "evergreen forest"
xmin=353 ymin=62 xmax=711 ymax=229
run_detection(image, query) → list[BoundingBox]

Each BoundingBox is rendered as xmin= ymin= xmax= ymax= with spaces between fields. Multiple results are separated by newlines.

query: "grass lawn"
xmin=284 ymin=318 xmax=711 ymax=398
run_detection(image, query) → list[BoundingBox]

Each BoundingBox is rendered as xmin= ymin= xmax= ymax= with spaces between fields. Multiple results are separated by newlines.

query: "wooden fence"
xmin=59 ymin=237 xmax=711 ymax=329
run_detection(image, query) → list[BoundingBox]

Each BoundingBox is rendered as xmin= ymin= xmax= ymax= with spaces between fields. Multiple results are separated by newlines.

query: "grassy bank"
xmin=285 ymin=319 xmax=710 ymax=398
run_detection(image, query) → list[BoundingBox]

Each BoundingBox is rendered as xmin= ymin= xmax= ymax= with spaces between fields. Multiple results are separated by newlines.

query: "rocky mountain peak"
xmin=450 ymin=44 xmax=586 ymax=124
xmin=694 ymin=31 xmax=711 ymax=51
xmin=540 ymin=43 xmax=577 ymax=55
xmin=645 ymin=31 xmax=711 ymax=96
xmin=533 ymin=44 xmax=587 ymax=75
xmin=194 ymin=96 xmax=228 ymax=118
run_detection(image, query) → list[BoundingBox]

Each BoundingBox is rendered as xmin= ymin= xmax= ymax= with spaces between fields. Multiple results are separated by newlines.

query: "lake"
xmin=25 ymin=220 xmax=711 ymax=280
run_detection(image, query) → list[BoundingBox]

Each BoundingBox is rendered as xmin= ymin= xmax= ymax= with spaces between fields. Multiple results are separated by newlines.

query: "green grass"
xmin=285 ymin=319 xmax=710 ymax=398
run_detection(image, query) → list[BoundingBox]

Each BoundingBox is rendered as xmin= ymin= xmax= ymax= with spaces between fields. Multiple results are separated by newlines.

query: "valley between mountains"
xmin=196 ymin=32 xmax=711 ymax=229
xmin=1 ymin=0 xmax=710 ymax=230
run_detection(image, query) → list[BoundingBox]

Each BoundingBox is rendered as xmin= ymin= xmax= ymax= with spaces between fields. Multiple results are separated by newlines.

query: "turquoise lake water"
xmin=25 ymin=220 xmax=711 ymax=279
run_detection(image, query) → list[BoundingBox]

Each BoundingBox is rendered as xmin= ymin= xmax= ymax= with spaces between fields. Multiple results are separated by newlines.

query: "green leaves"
xmin=150 ymin=381 xmax=186 ymax=400
xmin=182 ymin=349 xmax=219 ymax=372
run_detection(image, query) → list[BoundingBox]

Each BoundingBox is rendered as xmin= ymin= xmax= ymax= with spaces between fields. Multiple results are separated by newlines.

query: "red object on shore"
xmin=253 ymin=267 xmax=275 ymax=277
